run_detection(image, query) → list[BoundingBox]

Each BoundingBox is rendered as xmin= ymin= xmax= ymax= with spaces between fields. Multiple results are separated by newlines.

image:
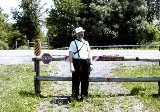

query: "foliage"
xmin=142 ymin=22 xmax=160 ymax=43
xmin=0 ymin=7 xmax=9 ymax=49
xmin=47 ymin=0 xmax=84 ymax=47
xmin=0 ymin=7 xmax=28 ymax=49
xmin=47 ymin=0 xmax=159 ymax=48
xmin=8 ymin=29 xmax=27 ymax=49
xmin=0 ymin=0 xmax=159 ymax=49
xmin=0 ymin=40 xmax=8 ymax=50
xmin=87 ymin=0 xmax=154 ymax=45
xmin=12 ymin=0 xmax=45 ymax=42
xmin=146 ymin=0 xmax=159 ymax=22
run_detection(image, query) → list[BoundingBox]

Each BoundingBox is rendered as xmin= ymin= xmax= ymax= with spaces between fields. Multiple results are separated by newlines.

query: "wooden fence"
xmin=57 ymin=44 xmax=160 ymax=50
xmin=27 ymin=40 xmax=49 ymax=49
xmin=90 ymin=44 xmax=160 ymax=49
xmin=32 ymin=56 xmax=160 ymax=96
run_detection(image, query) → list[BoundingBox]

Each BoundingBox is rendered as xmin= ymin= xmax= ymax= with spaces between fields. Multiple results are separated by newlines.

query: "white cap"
xmin=75 ymin=27 xmax=85 ymax=33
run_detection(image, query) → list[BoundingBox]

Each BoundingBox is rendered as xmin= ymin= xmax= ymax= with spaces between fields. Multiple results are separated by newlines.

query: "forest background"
xmin=0 ymin=0 xmax=159 ymax=49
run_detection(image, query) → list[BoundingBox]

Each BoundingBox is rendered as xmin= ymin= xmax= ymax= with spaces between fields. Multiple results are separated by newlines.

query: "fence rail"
xmin=56 ymin=44 xmax=160 ymax=50
xmin=27 ymin=40 xmax=49 ymax=49
xmin=90 ymin=44 xmax=160 ymax=48
xmin=32 ymin=55 xmax=160 ymax=96
xmin=36 ymin=76 xmax=160 ymax=82
xmin=14 ymin=40 xmax=160 ymax=50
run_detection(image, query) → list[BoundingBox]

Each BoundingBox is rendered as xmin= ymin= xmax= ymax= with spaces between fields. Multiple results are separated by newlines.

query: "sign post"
xmin=34 ymin=39 xmax=41 ymax=56
xmin=41 ymin=53 xmax=52 ymax=64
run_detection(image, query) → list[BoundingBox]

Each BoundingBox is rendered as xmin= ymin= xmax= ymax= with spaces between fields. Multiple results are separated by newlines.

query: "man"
xmin=69 ymin=27 xmax=93 ymax=101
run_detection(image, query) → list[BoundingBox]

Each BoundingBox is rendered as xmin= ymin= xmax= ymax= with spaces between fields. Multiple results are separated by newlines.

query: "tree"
xmin=87 ymin=0 xmax=158 ymax=45
xmin=146 ymin=0 xmax=160 ymax=22
xmin=12 ymin=0 xmax=45 ymax=42
xmin=0 ymin=7 xmax=9 ymax=49
xmin=8 ymin=27 xmax=27 ymax=49
xmin=47 ymin=0 xmax=84 ymax=48
xmin=47 ymin=0 xmax=159 ymax=47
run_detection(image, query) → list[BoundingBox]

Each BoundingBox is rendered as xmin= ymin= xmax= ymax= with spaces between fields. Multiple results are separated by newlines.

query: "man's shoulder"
xmin=84 ymin=40 xmax=89 ymax=43
xmin=83 ymin=39 xmax=89 ymax=45
xmin=70 ymin=39 xmax=89 ymax=45
xmin=70 ymin=40 xmax=77 ymax=47
xmin=70 ymin=40 xmax=76 ymax=44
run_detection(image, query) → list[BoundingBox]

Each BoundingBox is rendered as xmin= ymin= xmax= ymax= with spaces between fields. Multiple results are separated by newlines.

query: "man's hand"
xmin=70 ymin=65 xmax=75 ymax=73
xmin=90 ymin=64 xmax=93 ymax=71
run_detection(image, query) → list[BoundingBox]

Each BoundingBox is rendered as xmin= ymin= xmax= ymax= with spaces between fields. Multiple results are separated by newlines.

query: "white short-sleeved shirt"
xmin=69 ymin=39 xmax=90 ymax=59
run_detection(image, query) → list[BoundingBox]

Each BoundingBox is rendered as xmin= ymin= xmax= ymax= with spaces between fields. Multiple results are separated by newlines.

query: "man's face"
xmin=77 ymin=31 xmax=84 ymax=39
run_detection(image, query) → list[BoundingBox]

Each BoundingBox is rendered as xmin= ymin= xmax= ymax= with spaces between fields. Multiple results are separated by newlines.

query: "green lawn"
xmin=1 ymin=63 xmax=160 ymax=111
xmin=113 ymin=63 xmax=160 ymax=111
xmin=0 ymin=64 xmax=56 ymax=112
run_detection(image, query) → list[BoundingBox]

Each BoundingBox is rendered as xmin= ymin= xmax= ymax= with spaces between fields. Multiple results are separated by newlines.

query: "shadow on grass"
xmin=18 ymin=90 xmax=36 ymax=97
xmin=151 ymin=94 xmax=160 ymax=98
xmin=89 ymin=93 xmax=134 ymax=98
xmin=50 ymin=96 xmax=71 ymax=105
xmin=18 ymin=90 xmax=53 ymax=98
xmin=130 ymin=87 xmax=160 ymax=98
xmin=130 ymin=87 xmax=146 ymax=95
xmin=18 ymin=91 xmax=71 ymax=106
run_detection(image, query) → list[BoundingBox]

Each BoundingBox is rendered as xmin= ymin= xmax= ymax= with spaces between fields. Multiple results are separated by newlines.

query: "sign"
xmin=92 ymin=56 xmax=124 ymax=61
xmin=41 ymin=53 xmax=52 ymax=64
xmin=100 ymin=56 xmax=114 ymax=61
xmin=34 ymin=39 xmax=41 ymax=56
xmin=115 ymin=56 xmax=124 ymax=61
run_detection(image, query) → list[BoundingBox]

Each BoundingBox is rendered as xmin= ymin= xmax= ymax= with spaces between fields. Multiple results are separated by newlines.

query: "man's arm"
xmin=69 ymin=51 xmax=75 ymax=72
xmin=87 ymin=42 xmax=93 ymax=64
xmin=88 ymin=43 xmax=93 ymax=71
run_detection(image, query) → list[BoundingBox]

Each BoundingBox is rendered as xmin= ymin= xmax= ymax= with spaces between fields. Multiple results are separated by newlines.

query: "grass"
xmin=0 ymin=63 xmax=137 ymax=111
xmin=0 ymin=63 xmax=57 ymax=112
xmin=1 ymin=62 xmax=160 ymax=111
xmin=113 ymin=63 xmax=160 ymax=111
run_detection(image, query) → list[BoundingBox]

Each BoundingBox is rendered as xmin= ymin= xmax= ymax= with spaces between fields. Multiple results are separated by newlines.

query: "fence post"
xmin=27 ymin=40 xmax=30 ymax=49
xmin=34 ymin=58 xmax=41 ymax=96
xmin=34 ymin=59 xmax=37 ymax=72
xmin=159 ymin=46 xmax=160 ymax=66
xmin=158 ymin=82 xmax=160 ymax=96
xmin=15 ymin=41 xmax=17 ymax=49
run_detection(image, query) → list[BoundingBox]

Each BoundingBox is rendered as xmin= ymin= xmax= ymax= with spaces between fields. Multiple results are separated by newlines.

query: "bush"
xmin=0 ymin=40 xmax=8 ymax=50
xmin=8 ymin=30 xmax=27 ymax=49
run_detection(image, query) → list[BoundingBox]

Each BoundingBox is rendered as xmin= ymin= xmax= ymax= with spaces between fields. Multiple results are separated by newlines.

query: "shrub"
xmin=0 ymin=40 xmax=8 ymax=50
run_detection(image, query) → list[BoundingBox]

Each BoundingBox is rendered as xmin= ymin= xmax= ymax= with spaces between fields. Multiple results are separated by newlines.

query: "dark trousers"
xmin=72 ymin=58 xmax=90 ymax=98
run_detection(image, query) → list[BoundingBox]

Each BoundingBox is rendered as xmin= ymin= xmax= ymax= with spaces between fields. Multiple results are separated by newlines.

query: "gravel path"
xmin=36 ymin=61 xmax=158 ymax=112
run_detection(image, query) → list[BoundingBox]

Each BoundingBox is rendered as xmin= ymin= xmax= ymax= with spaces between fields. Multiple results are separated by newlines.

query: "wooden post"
xmin=34 ymin=58 xmax=37 ymax=72
xmin=34 ymin=59 xmax=41 ymax=96
xmin=15 ymin=41 xmax=17 ymax=49
xmin=158 ymin=82 xmax=160 ymax=96
xmin=159 ymin=46 xmax=160 ymax=66
xmin=27 ymin=40 xmax=30 ymax=49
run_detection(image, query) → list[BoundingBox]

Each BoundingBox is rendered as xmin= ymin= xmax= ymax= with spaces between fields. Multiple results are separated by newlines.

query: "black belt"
xmin=73 ymin=58 xmax=88 ymax=61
